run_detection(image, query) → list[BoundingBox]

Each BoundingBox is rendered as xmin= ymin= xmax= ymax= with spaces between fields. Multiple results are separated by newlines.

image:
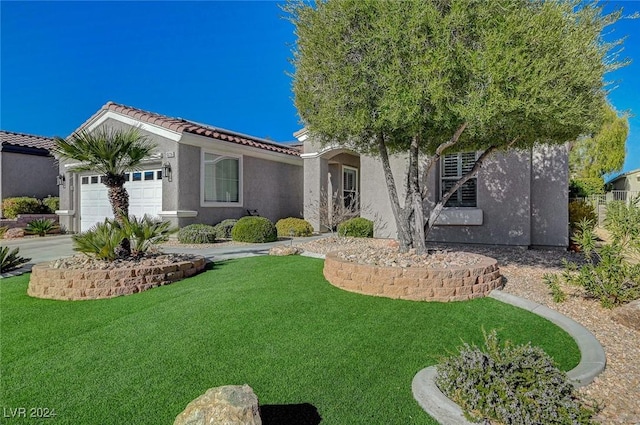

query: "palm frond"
xmin=53 ymin=127 xmax=157 ymax=176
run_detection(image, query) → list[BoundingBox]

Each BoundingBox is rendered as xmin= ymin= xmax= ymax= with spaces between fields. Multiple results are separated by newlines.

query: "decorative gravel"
xmin=296 ymin=236 xmax=640 ymax=425
xmin=49 ymin=252 xmax=200 ymax=270
xmin=336 ymin=247 xmax=484 ymax=268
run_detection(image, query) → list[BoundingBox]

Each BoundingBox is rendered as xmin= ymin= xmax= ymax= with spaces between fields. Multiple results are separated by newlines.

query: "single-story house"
xmin=58 ymin=101 xmax=568 ymax=248
xmin=607 ymin=169 xmax=640 ymax=193
xmin=56 ymin=102 xmax=303 ymax=232
xmin=297 ymin=129 xmax=569 ymax=247
xmin=0 ymin=130 xmax=59 ymax=217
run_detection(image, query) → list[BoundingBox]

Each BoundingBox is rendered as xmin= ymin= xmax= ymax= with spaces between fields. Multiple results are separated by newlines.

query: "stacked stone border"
xmin=323 ymin=251 xmax=502 ymax=302
xmin=27 ymin=256 xmax=206 ymax=301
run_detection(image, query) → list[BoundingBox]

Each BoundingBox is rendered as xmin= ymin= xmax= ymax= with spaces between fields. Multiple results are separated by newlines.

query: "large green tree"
xmin=54 ymin=127 xmax=157 ymax=257
xmin=288 ymin=0 xmax=622 ymax=253
xmin=569 ymin=103 xmax=629 ymax=195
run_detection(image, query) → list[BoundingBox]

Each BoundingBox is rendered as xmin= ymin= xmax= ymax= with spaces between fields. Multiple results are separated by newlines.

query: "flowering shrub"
xmin=436 ymin=330 xmax=597 ymax=424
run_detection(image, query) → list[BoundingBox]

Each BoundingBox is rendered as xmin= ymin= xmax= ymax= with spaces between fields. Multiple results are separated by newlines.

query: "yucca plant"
xmin=0 ymin=246 xmax=31 ymax=273
xmin=72 ymin=220 xmax=126 ymax=261
xmin=120 ymin=215 xmax=176 ymax=255
xmin=25 ymin=218 xmax=58 ymax=237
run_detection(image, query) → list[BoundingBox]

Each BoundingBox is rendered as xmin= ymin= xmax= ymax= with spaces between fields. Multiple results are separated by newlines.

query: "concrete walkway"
xmin=0 ymin=234 xmax=327 ymax=277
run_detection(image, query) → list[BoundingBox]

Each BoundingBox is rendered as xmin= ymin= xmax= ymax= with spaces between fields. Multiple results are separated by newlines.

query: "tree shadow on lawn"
xmin=260 ymin=403 xmax=322 ymax=425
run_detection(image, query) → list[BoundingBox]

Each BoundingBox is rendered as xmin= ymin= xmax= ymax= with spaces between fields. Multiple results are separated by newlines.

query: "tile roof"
xmin=83 ymin=101 xmax=301 ymax=157
xmin=0 ymin=130 xmax=56 ymax=151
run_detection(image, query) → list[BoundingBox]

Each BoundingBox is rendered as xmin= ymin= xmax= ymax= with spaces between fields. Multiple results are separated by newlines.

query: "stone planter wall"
xmin=323 ymin=252 xmax=501 ymax=302
xmin=27 ymin=257 xmax=206 ymax=301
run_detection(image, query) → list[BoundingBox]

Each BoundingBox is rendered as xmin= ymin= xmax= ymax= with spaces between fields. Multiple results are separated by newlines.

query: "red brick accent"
xmin=323 ymin=251 xmax=501 ymax=302
xmin=27 ymin=256 xmax=207 ymax=301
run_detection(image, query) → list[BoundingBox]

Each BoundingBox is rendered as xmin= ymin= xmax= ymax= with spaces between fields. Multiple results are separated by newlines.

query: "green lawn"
xmin=0 ymin=256 xmax=580 ymax=424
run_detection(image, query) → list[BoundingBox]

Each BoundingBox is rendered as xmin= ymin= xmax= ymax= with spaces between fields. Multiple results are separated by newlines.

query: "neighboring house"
xmin=57 ymin=102 xmax=303 ymax=232
xmin=297 ymin=129 xmax=569 ymax=247
xmin=607 ymin=169 xmax=640 ymax=193
xmin=0 ymin=130 xmax=59 ymax=217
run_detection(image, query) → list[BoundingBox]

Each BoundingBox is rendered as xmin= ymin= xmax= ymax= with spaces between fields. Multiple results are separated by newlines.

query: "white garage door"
xmin=80 ymin=170 xmax=163 ymax=231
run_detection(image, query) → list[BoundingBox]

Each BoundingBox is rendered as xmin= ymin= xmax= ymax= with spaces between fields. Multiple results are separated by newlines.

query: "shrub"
xmin=436 ymin=330 xmax=597 ymax=425
xmin=337 ymin=217 xmax=373 ymax=238
xmin=178 ymin=224 xmax=217 ymax=244
xmin=569 ymin=178 xmax=604 ymax=198
xmin=213 ymin=219 xmax=238 ymax=239
xmin=0 ymin=246 xmax=31 ymax=272
xmin=42 ymin=196 xmax=60 ymax=213
xmin=25 ymin=218 xmax=58 ymax=237
xmin=231 ymin=216 xmax=277 ymax=243
xmin=0 ymin=226 xmax=7 ymax=238
xmin=72 ymin=220 xmax=126 ymax=261
xmin=569 ymin=200 xmax=597 ymax=232
xmin=1 ymin=197 xmax=43 ymax=218
xmin=121 ymin=215 xmax=176 ymax=254
xmin=547 ymin=199 xmax=640 ymax=308
xmin=276 ymin=217 xmax=313 ymax=237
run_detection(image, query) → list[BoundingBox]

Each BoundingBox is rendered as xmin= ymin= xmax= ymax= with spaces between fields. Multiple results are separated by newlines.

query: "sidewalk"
xmin=1 ymin=234 xmax=328 ymax=277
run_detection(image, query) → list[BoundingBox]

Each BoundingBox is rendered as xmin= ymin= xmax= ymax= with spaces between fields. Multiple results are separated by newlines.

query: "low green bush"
xmin=337 ymin=217 xmax=373 ymax=238
xmin=569 ymin=200 xmax=597 ymax=232
xmin=213 ymin=219 xmax=238 ymax=239
xmin=177 ymin=224 xmax=216 ymax=244
xmin=437 ymin=330 xmax=597 ymax=424
xmin=276 ymin=217 xmax=313 ymax=237
xmin=231 ymin=216 xmax=277 ymax=243
xmin=42 ymin=196 xmax=60 ymax=213
xmin=0 ymin=246 xmax=31 ymax=272
xmin=1 ymin=197 xmax=43 ymax=218
xmin=0 ymin=226 xmax=7 ymax=238
xmin=25 ymin=218 xmax=58 ymax=237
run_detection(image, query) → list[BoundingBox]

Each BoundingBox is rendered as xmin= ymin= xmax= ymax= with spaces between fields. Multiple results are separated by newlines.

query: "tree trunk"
xmin=408 ymin=136 xmax=427 ymax=254
xmin=107 ymin=183 xmax=131 ymax=257
xmin=377 ymin=133 xmax=413 ymax=252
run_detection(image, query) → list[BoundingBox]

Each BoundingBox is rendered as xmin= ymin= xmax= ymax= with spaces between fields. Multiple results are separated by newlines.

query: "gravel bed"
xmin=296 ymin=237 xmax=640 ymax=425
xmin=48 ymin=252 xmax=200 ymax=270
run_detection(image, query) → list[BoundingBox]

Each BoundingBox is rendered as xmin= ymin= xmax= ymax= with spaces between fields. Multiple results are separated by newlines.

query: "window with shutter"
xmin=440 ymin=152 xmax=477 ymax=207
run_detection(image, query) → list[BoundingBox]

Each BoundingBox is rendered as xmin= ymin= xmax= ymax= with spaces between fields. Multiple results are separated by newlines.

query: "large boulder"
xmin=611 ymin=300 xmax=640 ymax=331
xmin=174 ymin=385 xmax=261 ymax=425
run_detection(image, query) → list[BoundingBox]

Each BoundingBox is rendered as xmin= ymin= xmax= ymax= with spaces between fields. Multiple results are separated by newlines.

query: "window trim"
xmin=200 ymin=149 xmax=243 ymax=207
xmin=440 ymin=151 xmax=478 ymax=208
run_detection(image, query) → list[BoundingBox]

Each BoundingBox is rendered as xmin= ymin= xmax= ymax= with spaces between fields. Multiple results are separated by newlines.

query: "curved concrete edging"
xmin=412 ymin=289 xmax=606 ymax=424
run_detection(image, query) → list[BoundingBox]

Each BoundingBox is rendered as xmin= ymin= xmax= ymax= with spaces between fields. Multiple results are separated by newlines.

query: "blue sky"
xmin=1 ymin=1 xmax=639 ymax=175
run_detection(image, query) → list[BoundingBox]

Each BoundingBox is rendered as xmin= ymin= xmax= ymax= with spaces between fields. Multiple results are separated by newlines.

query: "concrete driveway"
xmin=1 ymin=234 xmax=326 ymax=277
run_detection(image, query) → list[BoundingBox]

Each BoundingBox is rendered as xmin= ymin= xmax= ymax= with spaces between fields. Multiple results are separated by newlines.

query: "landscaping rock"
xmin=611 ymin=300 xmax=640 ymax=331
xmin=3 ymin=227 xmax=24 ymax=239
xmin=174 ymin=384 xmax=261 ymax=425
xmin=269 ymin=246 xmax=302 ymax=256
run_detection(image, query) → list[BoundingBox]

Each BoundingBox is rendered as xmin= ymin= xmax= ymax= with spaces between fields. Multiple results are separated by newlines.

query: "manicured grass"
xmin=0 ymin=256 xmax=579 ymax=424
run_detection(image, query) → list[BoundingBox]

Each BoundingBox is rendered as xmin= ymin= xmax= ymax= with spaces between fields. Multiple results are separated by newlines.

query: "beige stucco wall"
xmin=360 ymin=145 xmax=569 ymax=247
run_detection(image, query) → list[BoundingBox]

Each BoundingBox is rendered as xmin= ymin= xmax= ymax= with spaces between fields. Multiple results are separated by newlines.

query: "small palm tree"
xmin=53 ymin=127 xmax=157 ymax=257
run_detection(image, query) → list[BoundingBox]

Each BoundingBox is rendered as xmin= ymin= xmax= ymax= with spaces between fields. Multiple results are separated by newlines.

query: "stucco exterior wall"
xmin=0 ymin=151 xmax=58 ymax=217
xmin=530 ymin=144 xmax=569 ymax=247
xmin=361 ymin=147 xmax=568 ymax=247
